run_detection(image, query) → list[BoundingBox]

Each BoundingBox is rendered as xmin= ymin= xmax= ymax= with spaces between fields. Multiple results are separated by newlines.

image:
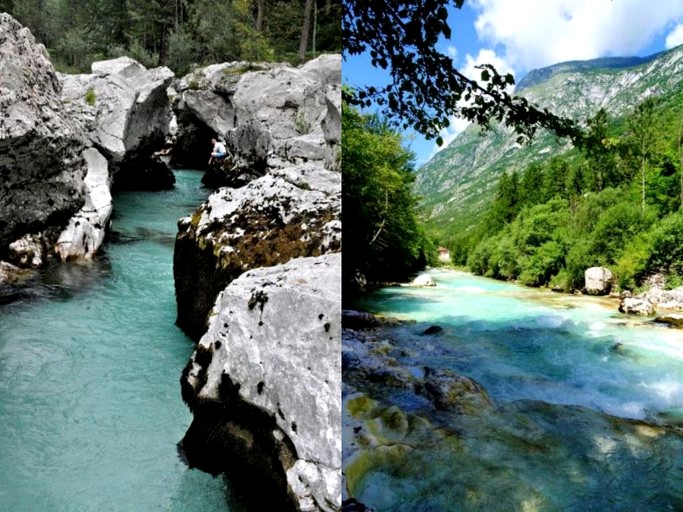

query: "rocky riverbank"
xmin=0 ymin=14 xmax=176 ymax=275
xmin=342 ymin=286 xmax=683 ymax=511
xmin=173 ymin=55 xmax=341 ymax=510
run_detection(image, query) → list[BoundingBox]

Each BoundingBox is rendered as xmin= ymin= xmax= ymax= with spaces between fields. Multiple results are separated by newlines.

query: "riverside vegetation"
xmin=1 ymin=0 xmax=341 ymax=74
xmin=417 ymin=45 xmax=683 ymax=294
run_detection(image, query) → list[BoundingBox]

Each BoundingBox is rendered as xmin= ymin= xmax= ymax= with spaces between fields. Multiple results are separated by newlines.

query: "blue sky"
xmin=343 ymin=1 xmax=683 ymax=167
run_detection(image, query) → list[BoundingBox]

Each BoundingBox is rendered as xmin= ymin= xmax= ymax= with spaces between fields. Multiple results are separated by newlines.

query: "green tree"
xmin=343 ymin=103 xmax=429 ymax=284
xmin=625 ymin=97 xmax=659 ymax=217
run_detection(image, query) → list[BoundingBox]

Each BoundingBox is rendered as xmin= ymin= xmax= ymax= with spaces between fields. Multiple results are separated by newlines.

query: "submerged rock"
xmin=180 ymin=253 xmax=341 ymax=511
xmin=654 ymin=313 xmax=683 ymax=328
xmin=420 ymin=367 xmax=491 ymax=413
xmin=0 ymin=13 xmax=87 ymax=259
xmin=422 ymin=325 xmax=443 ymax=335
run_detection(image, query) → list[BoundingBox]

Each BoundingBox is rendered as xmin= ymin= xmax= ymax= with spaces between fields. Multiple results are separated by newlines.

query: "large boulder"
xmin=59 ymin=57 xmax=175 ymax=189
xmin=172 ymin=55 xmax=341 ymax=184
xmin=0 ymin=13 xmax=87 ymax=258
xmin=180 ymin=253 xmax=341 ymax=512
xmin=619 ymin=297 xmax=656 ymax=316
xmin=584 ymin=267 xmax=614 ymax=295
xmin=174 ymin=170 xmax=340 ymax=340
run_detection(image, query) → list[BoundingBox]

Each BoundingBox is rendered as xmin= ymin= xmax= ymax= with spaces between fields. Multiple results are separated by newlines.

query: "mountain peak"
xmin=516 ymin=50 xmax=670 ymax=92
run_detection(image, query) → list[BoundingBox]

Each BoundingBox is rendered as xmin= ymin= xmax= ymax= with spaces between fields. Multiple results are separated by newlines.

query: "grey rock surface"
xmin=0 ymin=13 xmax=86 ymax=257
xmin=585 ymin=267 xmax=614 ymax=295
xmin=59 ymin=57 xmax=174 ymax=187
xmin=182 ymin=253 xmax=341 ymax=511
xmin=618 ymin=297 xmax=656 ymax=316
xmin=174 ymin=172 xmax=340 ymax=340
xmin=55 ymin=148 xmax=112 ymax=260
xmin=172 ymin=55 xmax=341 ymax=184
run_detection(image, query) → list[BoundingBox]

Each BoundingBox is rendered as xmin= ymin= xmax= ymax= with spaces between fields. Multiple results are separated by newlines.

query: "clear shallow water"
xmin=0 ymin=171 xmax=243 ymax=511
xmin=348 ymin=271 xmax=683 ymax=511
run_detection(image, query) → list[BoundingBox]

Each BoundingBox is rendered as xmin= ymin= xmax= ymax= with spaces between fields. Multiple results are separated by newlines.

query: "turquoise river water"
xmin=0 ymin=171 xmax=245 ymax=511
xmin=349 ymin=271 xmax=683 ymax=511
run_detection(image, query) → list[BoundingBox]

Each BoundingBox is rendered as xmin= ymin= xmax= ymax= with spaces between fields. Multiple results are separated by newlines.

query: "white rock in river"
xmin=585 ymin=267 xmax=614 ymax=295
xmin=183 ymin=253 xmax=341 ymax=511
xmin=412 ymin=274 xmax=436 ymax=287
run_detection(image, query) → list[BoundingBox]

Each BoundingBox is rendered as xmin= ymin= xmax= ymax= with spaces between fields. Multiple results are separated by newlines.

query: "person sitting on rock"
xmin=209 ymin=138 xmax=226 ymax=165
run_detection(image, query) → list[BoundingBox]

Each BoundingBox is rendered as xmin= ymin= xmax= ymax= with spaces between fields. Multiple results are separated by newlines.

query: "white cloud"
xmin=447 ymin=45 xmax=458 ymax=60
xmin=666 ymin=23 xmax=683 ymax=48
xmin=470 ymin=0 xmax=683 ymax=72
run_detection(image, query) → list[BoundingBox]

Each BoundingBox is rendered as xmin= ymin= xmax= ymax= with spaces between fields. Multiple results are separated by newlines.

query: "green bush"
xmin=84 ymin=87 xmax=96 ymax=106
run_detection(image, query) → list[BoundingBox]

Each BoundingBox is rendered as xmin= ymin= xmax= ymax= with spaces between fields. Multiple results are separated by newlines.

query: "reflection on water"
xmin=347 ymin=271 xmax=683 ymax=511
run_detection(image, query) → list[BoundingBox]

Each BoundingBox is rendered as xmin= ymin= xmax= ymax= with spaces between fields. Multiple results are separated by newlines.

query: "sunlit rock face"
xmin=0 ymin=13 xmax=87 ymax=259
xmin=59 ymin=56 xmax=175 ymax=190
xmin=174 ymin=172 xmax=340 ymax=340
xmin=180 ymin=253 xmax=341 ymax=511
xmin=172 ymin=54 xmax=341 ymax=183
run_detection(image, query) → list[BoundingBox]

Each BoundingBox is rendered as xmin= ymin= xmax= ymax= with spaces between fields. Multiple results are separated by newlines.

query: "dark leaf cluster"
xmin=343 ymin=0 xmax=583 ymax=145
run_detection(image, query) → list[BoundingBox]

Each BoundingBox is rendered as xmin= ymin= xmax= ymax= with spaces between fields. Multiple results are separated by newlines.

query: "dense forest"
xmin=0 ymin=0 xmax=341 ymax=74
xmin=342 ymin=102 xmax=434 ymax=290
xmin=443 ymin=87 xmax=683 ymax=292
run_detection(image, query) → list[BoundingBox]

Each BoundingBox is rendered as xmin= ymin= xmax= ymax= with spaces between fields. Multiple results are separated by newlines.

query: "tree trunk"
xmin=298 ymin=0 xmax=314 ymax=62
xmin=641 ymin=143 xmax=646 ymax=218
xmin=256 ymin=0 xmax=265 ymax=32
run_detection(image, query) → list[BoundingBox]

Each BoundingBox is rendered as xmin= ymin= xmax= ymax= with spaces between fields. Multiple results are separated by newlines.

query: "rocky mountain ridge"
xmin=415 ymin=45 xmax=683 ymax=234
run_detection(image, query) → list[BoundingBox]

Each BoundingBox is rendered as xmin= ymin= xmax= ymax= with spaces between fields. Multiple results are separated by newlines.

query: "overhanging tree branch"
xmin=343 ymin=0 xmax=584 ymax=146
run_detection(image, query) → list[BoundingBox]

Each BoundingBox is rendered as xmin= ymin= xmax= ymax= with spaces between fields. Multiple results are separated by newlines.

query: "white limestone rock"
xmin=0 ymin=13 xmax=87 ymax=254
xmin=585 ymin=267 xmax=614 ymax=295
xmin=187 ymin=253 xmax=341 ymax=511
xmin=172 ymin=55 xmax=341 ymax=181
xmin=59 ymin=57 xmax=174 ymax=171
xmin=618 ymin=297 xmax=656 ymax=316
xmin=55 ymin=148 xmax=113 ymax=260
xmin=411 ymin=274 xmax=436 ymax=287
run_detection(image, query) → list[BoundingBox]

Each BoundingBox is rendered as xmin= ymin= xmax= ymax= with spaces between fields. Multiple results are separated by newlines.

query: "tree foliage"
xmin=5 ymin=0 xmax=341 ymax=73
xmin=343 ymin=103 xmax=432 ymax=285
xmin=450 ymin=93 xmax=683 ymax=291
xmin=343 ymin=0 xmax=582 ymax=145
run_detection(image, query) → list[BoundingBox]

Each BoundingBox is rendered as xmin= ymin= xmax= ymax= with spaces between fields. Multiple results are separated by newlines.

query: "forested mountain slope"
xmin=415 ymin=45 xmax=683 ymax=236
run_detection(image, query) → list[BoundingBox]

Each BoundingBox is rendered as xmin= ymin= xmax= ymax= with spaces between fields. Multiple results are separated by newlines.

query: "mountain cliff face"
xmin=415 ymin=45 xmax=683 ymax=234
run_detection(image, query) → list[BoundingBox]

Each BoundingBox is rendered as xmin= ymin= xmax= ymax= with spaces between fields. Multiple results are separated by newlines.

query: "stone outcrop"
xmin=619 ymin=282 xmax=683 ymax=316
xmin=584 ymin=266 xmax=613 ymax=295
xmin=54 ymin=148 xmax=112 ymax=260
xmin=619 ymin=297 xmax=656 ymax=316
xmin=174 ymin=171 xmax=341 ymax=340
xmin=59 ymin=56 xmax=175 ymax=189
xmin=172 ymin=55 xmax=341 ymax=183
xmin=419 ymin=367 xmax=491 ymax=413
xmin=654 ymin=313 xmax=683 ymax=327
xmin=0 ymin=13 xmax=87 ymax=258
xmin=180 ymin=253 xmax=341 ymax=511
